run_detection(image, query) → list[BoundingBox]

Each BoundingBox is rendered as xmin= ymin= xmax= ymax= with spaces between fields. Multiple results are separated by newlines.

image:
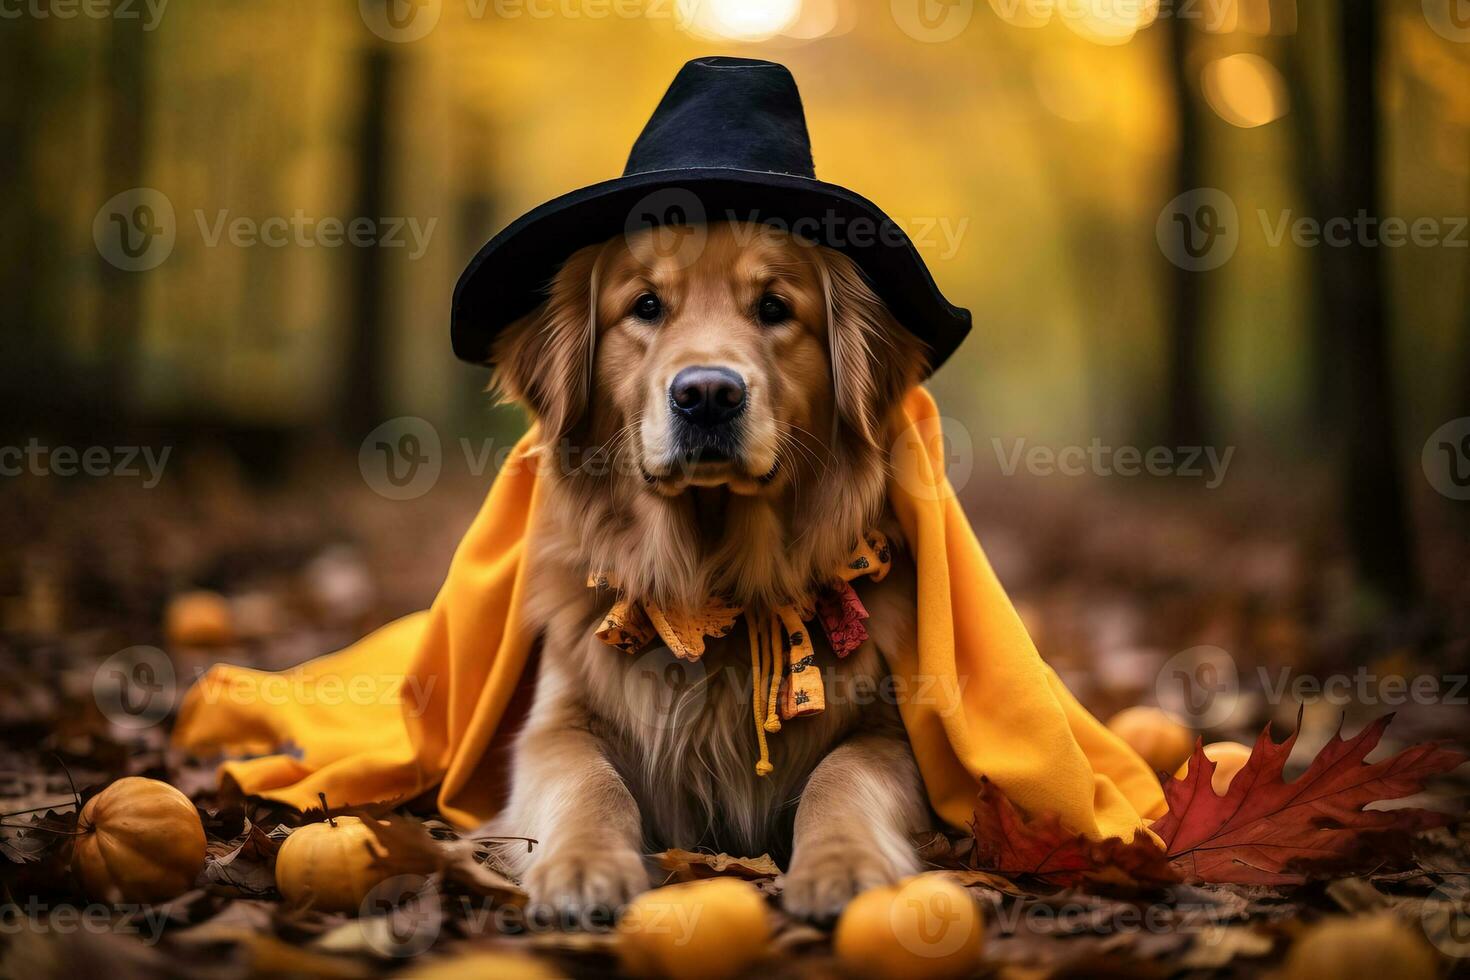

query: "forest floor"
xmin=1 ymin=448 xmax=1467 ymax=978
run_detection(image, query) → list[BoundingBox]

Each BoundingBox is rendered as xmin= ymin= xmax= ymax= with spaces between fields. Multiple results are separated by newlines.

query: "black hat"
xmin=451 ymin=56 xmax=971 ymax=375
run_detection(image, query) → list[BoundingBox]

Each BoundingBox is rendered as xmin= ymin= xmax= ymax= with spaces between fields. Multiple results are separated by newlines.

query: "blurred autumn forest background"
xmin=1 ymin=0 xmax=1468 ymax=735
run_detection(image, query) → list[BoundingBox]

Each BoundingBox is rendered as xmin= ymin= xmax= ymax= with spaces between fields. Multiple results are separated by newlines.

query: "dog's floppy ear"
xmin=816 ymin=247 xmax=930 ymax=449
xmin=490 ymin=243 xmax=605 ymax=444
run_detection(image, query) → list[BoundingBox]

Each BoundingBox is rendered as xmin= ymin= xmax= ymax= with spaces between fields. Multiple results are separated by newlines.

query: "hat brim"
xmin=451 ymin=167 xmax=971 ymax=375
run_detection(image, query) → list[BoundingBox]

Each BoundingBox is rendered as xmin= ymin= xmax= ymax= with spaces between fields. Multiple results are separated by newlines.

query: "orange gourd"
xmin=833 ymin=875 xmax=985 ymax=980
xmin=618 ymin=878 xmax=771 ymax=980
xmin=1277 ymin=914 xmax=1439 ymax=980
xmin=1106 ymin=706 xmax=1196 ymax=773
xmin=274 ymin=814 xmax=393 ymax=913
xmin=72 ymin=777 xmax=207 ymax=905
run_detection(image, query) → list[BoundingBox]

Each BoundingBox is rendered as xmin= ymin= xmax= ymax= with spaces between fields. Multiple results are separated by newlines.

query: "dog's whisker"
xmin=579 ymin=417 xmax=642 ymax=475
xmin=777 ymin=419 xmax=835 ymax=460
xmin=769 ymin=432 xmax=811 ymax=480
xmin=775 ymin=422 xmax=832 ymax=477
xmin=774 ymin=430 xmax=823 ymax=478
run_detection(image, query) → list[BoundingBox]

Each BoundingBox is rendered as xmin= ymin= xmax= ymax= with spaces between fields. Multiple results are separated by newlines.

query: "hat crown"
xmin=624 ymin=57 xmax=816 ymax=179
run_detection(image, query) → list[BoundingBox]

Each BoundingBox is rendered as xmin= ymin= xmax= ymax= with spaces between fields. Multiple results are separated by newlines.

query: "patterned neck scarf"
xmin=587 ymin=530 xmax=892 ymax=775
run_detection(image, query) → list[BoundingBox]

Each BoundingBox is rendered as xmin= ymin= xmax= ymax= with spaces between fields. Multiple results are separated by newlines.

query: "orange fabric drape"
xmin=174 ymin=388 xmax=1163 ymax=838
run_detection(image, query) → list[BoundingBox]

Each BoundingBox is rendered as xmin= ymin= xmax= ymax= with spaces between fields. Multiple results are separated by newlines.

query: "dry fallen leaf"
xmin=203 ymin=818 xmax=283 ymax=897
xmin=934 ymin=868 xmax=1031 ymax=897
xmin=972 ymin=712 xmax=1465 ymax=888
xmin=440 ymin=839 xmax=527 ymax=905
xmin=1176 ymin=925 xmax=1274 ymax=969
xmin=654 ymin=848 xmax=781 ymax=881
xmin=1152 ymin=711 xmax=1465 ymax=884
xmin=970 ymin=779 xmax=1181 ymax=888
xmin=313 ymin=876 xmax=445 ymax=961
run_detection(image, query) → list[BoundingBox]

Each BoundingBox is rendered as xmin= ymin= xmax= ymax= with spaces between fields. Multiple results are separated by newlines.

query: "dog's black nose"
xmin=669 ymin=366 xmax=746 ymax=428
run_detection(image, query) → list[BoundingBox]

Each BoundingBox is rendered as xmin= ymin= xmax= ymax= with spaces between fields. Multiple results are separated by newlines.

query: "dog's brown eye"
xmin=757 ymin=294 xmax=790 ymax=325
xmin=632 ymin=293 xmax=662 ymax=322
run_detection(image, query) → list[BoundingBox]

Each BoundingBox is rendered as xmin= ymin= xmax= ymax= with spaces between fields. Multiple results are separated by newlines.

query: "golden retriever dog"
xmin=486 ymin=221 xmax=931 ymax=923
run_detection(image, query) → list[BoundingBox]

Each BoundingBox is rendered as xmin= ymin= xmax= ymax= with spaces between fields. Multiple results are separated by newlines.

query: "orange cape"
xmin=172 ymin=388 xmax=1165 ymax=839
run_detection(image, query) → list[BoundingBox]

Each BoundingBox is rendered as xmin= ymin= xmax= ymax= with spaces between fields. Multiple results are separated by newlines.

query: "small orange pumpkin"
xmin=1277 ymin=914 xmax=1439 ymax=980
xmin=164 ymin=590 xmax=235 ymax=647
xmin=833 ymin=875 xmax=985 ymax=980
xmin=1106 ymin=706 xmax=1196 ymax=773
xmin=274 ymin=815 xmax=393 ymax=913
xmin=618 ymin=877 xmax=771 ymax=980
xmin=72 ymin=776 xmax=207 ymax=905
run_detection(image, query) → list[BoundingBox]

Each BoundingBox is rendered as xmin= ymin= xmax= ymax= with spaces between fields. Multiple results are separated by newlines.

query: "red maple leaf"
xmin=970 ymin=779 xmax=1181 ymax=888
xmin=971 ymin=711 xmax=1465 ymax=887
xmin=1151 ymin=711 xmax=1465 ymax=884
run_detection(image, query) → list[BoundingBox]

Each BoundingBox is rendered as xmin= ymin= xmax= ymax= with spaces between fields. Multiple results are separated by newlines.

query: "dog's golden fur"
xmin=486 ymin=222 xmax=932 ymax=921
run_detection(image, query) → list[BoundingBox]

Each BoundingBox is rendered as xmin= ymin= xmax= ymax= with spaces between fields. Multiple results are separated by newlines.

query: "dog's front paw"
xmin=781 ymin=842 xmax=905 ymax=924
xmin=523 ymin=844 xmax=649 ymax=926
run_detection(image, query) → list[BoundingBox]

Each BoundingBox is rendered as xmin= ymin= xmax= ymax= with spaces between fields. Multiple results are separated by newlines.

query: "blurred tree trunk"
xmin=0 ymin=19 xmax=44 ymax=431
xmin=1336 ymin=0 xmax=1417 ymax=605
xmin=1163 ymin=6 xmax=1209 ymax=449
xmin=3 ymin=22 xmax=99 ymax=434
xmin=98 ymin=16 xmax=150 ymax=428
xmin=1279 ymin=27 xmax=1343 ymax=442
xmin=340 ymin=31 xmax=393 ymax=442
xmin=1461 ymin=162 xmax=1470 ymax=430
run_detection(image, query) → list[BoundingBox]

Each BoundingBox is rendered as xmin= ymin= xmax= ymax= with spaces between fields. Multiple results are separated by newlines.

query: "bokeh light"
xmin=1201 ymin=53 xmax=1289 ymax=128
xmin=1058 ymin=0 xmax=1159 ymax=46
xmin=680 ymin=0 xmax=803 ymax=43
